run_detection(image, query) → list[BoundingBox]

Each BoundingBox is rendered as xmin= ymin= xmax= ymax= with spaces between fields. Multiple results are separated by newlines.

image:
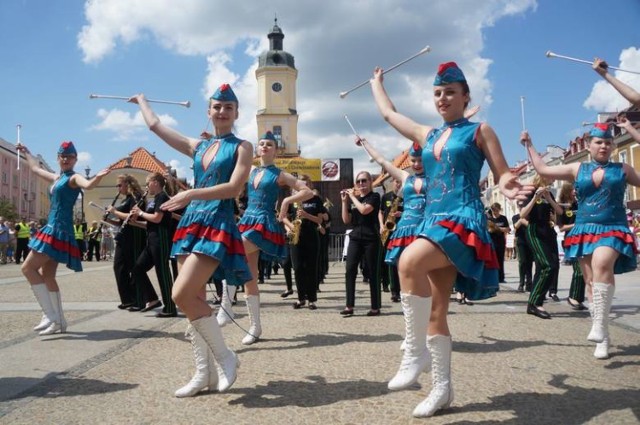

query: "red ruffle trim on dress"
xmin=34 ymin=232 xmax=81 ymax=258
xmin=437 ymin=219 xmax=499 ymax=268
xmin=387 ymin=235 xmax=417 ymax=249
xmin=564 ymin=230 xmax=638 ymax=253
xmin=238 ymin=223 xmax=286 ymax=246
xmin=173 ymin=224 xmax=245 ymax=254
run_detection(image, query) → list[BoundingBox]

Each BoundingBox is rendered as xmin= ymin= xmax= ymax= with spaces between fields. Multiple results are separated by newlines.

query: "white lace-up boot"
xmin=241 ymin=295 xmax=262 ymax=345
xmin=216 ymin=281 xmax=236 ymax=327
xmin=174 ymin=323 xmax=219 ymax=397
xmin=587 ymin=282 xmax=614 ymax=343
xmin=388 ymin=294 xmax=431 ymax=390
xmin=412 ymin=335 xmax=454 ymax=418
xmin=191 ymin=314 xmax=239 ymax=392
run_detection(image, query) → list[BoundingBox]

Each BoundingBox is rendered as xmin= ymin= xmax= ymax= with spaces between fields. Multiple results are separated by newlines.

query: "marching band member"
xmin=289 ymin=175 xmax=326 ymax=310
xmin=341 ymin=171 xmax=382 ymax=317
xmin=18 ymin=141 xmax=109 ymax=335
xmin=86 ymin=220 xmax=101 ymax=261
xmin=557 ymin=182 xmax=586 ymax=310
xmin=130 ymin=172 xmax=176 ymax=317
xmin=371 ymin=62 xmax=530 ymax=417
xmin=518 ymin=175 xmax=563 ymax=318
xmin=130 ymin=83 xmax=252 ymax=397
xmin=218 ymin=131 xmax=311 ymax=344
xmin=106 ymin=174 xmax=150 ymax=311
xmin=523 ymin=118 xmax=640 ymax=359
xmin=379 ymin=178 xmax=402 ymax=302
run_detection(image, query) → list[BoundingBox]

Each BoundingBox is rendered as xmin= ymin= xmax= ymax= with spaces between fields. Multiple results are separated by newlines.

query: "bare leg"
xmin=171 ymin=253 xmax=219 ymax=321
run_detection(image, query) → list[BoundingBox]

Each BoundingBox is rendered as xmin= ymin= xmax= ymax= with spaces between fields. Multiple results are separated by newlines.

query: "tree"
xmin=0 ymin=198 xmax=18 ymax=221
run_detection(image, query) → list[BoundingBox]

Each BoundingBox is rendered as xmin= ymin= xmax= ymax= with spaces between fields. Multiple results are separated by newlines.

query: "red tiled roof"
xmin=107 ymin=147 xmax=169 ymax=173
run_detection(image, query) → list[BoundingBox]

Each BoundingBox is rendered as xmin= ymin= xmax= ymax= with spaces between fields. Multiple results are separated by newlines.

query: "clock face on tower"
xmin=271 ymin=82 xmax=282 ymax=92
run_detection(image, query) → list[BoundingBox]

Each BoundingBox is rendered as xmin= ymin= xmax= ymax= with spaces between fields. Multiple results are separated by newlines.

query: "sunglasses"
xmin=116 ymin=184 xmax=123 ymax=188
xmin=356 ymin=179 xmax=369 ymax=184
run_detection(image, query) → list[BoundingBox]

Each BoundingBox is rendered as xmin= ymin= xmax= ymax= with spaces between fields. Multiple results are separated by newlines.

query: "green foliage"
xmin=0 ymin=198 xmax=18 ymax=221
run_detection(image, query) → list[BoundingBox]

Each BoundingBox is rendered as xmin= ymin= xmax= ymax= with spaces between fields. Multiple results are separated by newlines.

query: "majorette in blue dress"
xmin=563 ymin=161 xmax=637 ymax=273
xmin=237 ymin=164 xmax=288 ymax=262
xmin=171 ymin=133 xmax=251 ymax=286
xmin=416 ymin=118 xmax=499 ymax=300
xmin=29 ymin=170 xmax=83 ymax=272
xmin=385 ymin=174 xmax=426 ymax=266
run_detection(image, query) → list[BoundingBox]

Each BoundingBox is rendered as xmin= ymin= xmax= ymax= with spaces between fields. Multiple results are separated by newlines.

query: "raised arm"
xmin=16 ymin=144 xmax=57 ymax=182
xmin=370 ymin=67 xmax=432 ymax=145
xmin=358 ymin=137 xmax=410 ymax=185
xmin=477 ymin=124 xmax=531 ymax=201
xmin=593 ymin=58 xmax=640 ymax=108
xmin=70 ymin=168 xmax=110 ymax=190
xmin=160 ymin=141 xmax=253 ymax=211
xmin=130 ymin=94 xmax=199 ymax=157
xmin=521 ymin=131 xmax=578 ymax=182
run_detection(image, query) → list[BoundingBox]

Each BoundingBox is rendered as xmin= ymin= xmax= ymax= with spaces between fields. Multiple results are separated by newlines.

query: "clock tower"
xmin=256 ymin=19 xmax=299 ymax=157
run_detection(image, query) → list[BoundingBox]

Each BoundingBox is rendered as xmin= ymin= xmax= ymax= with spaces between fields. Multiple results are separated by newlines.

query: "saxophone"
xmin=381 ymin=196 xmax=400 ymax=245
xmin=290 ymin=203 xmax=302 ymax=245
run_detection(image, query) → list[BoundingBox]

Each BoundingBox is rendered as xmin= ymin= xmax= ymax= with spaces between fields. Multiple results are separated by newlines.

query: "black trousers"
xmin=114 ymin=242 xmax=136 ymax=305
xmin=15 ymin=238 xmax=29 ymax=263
xmin=113 ymin=228 xmax=146 ymax=306
xmin=290 ymin=227 xmax=319 ymax=303
xmin=380 ymin=239 xmax=400 ymax=296
xmin=132 ymin=230 xmax=175 ymax=313
xmin=526 ymin=224 xmax=560 ymax=306
xmin=345 ymin=237 xmax=381 ymax=310
xmin=516 ymin=241 xmax=533 ymax=289
xmin=282 ymin=246 xmax=293 ymax=292
xmin=87 ymin=239 xmax=100 ymax=261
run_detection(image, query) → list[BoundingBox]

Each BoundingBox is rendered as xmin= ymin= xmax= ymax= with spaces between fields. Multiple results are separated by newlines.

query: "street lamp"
xmin=84 ymin=165 xmax=91 ymax=178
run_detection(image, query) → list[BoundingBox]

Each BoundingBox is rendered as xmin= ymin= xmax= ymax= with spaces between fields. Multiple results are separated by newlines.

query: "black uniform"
xmin=344 ymin=191 xmax=382 ymax=311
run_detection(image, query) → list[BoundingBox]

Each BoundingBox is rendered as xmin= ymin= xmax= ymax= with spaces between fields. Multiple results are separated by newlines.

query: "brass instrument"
xmin=290 ymin=202 xmax=302 ymax=245
xmin=381 ymin=196 xmax=401 ymax=245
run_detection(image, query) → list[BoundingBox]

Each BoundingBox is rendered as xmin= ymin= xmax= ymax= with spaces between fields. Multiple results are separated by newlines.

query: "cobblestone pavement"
xmin=0 ymin=260 xmax=639 ymax=424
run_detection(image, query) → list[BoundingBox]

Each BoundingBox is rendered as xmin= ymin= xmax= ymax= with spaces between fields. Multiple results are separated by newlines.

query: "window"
xmin=273 ymin=126 xmax=283 ymax=148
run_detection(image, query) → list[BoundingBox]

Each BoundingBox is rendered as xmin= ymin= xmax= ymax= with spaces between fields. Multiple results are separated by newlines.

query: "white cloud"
xmin=90 ymin=108 xmax=177 ymax=141
xmin=584 ymin=47 xmax=640 ymax=112
xmin=79 ymin=0 xmax=538 ymax=174
xmin=77 ymin=151 xmax=92 ymax=165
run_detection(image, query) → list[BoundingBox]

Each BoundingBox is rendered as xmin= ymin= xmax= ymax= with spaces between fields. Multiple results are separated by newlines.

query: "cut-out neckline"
xmin=253 ymin=168 xmax=265 ymax=190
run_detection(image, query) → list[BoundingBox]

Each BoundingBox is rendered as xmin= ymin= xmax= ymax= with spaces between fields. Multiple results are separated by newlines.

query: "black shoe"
xmin=527 ymin=304 xmax=551 ymax=319
xmin=280 ymin=290 xmax=294 ymax=298
xmin=340 ymin=308 xmax=353 ymax=316
xmin=117 ymin=303 xmax=135 ymax=310
xmin=383 ymin=286 xmax=390 ymax=293
xmin=308 ymin=303 xmax=317 ymax=310
xmin=549 ymin=294 xmax=560 ymax=302
xmin=293 ymin=301 xmax=306 ymax=309
xmin=391 ymin=296 xmax=400 ymax=303
xmin=517 ymin=285 xmax=524 ymax=293
xmin=567 ymin=298 xmax=587 ymax=310
xmin=141 ymin=300 xmax=162 ymax=312
xmin=127 ymin=306 xmax=142 ymax=312
xmin=156 ymin=311 xmax=177 ymax=318
xmin=366 ymin=309 xmax=381 ymax=316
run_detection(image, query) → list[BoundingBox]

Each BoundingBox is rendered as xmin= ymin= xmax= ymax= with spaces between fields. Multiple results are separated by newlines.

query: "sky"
xmin=1 ymin=0 xmax=639 ymax=181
